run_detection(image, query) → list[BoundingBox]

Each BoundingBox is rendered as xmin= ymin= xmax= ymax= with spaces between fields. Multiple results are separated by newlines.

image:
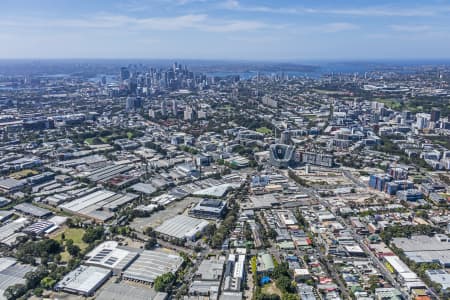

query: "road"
xmin=302 ymin=184 xmax=414 ymax=300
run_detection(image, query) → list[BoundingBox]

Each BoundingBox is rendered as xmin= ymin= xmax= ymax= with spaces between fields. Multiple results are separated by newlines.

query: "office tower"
xmin=197 ymin=110 xmax=207 ymax=119
xmin=402 ymin=111 xmax=412 ymax=121
xmin=416 ymin=113 xmax=431 ymax=129
xmin=280 ymin=130 xmax=292 ymax=145
xmin=431 ymin=108 xmax=441 ymax=122
xmin=120 ymin=67 xmax=130 ymax=81
xmin=172 ymin=100 xmax=178 ymax=116
xmin=184 ymin=106 xmax=196 ymax=121
xmin=161 ymin=100 xmax=167 ymax=117
xmin=126 ymin=97 xmax=142 ymax=112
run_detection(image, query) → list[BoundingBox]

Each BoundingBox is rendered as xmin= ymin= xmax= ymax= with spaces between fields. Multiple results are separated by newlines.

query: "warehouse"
xmin=85 ymin=164 xmax=134 ymax=183
xmin=0 ymin=196 xmax=11 ymax=207
xmin=0 ymin=257 xmax=35 ymax=298
xmin=131 ymin=182 xmax=157 ymax=195
xmin=122 ymin=250 xmax=183 ymax=284
xmin=0 ymin=217 xmax=29 ymax=246
xmin=55 ymin=265 xmax=112 ymax=296
xmin=192 ymin=183 xmax=236 ymax=198
xmin=14 ymin=203 xmax=52 ymax=218
xmin=188 ymin=280 xmax=220 ymax=298
xmin=0 ymin=178 xmax=26 ymax=193
xmin=195 ymin=258 xmax=225 ymax=281
xmin=425 ymin=270 xmax=450 ymax=290
xmin=391 ymin=235 xmax=450 ymax=267
xmin=59 ymin=190 xmax=138 ymax=222
xmin=155 ymin=214 xmax=209 ymax=242
xmin=96 ymin=282 xmax=167 ymax=300
xmin=85 ymin=241 xmax=139 ymax=275
xmin=23 ymin=220 xmax=55 ymax=235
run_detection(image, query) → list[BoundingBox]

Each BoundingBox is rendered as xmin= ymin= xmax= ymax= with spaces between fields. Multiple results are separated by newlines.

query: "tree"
xmin=3 ymin=284 xmax=27 ymax=300
xmin=154 ymin=272 xmax=176 ymax=292
xmin=272 ymin=262 xmax=290 ymax=279
xmin=144 ymin=238 xmax=157 ymax=250
xmin=82 ymin=226 xmax=104 ymax=244
xmin=33 ymin=288 xmax=43 ymax=297
xmin=25 ymin=267 xmax=49 ymax=289
xmin=144 ymin=227 xmax=156 ymax=237
xmin=16 ymin=239 xmax=62 ymax=265
xmin=281 ymin=293 xmax=299 ymax=300
xmin=276 ymin=276 xmax=295 ymax=293
xmin=40 ymin=276 xmax=56 ymax=289
xmin=368 ymin=275 xmax=379 ymax=292
xmin=67 ymin=244 xmax=81 ymax=257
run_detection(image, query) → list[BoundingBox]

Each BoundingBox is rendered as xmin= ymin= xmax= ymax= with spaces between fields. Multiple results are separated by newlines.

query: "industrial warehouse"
xmin=155 ymin=214 xmax=210 ymax=242
xmin=58 ymin=189 xmax=138 ymax=222
xmin=122 ymin=250 xmax=183 ymax=284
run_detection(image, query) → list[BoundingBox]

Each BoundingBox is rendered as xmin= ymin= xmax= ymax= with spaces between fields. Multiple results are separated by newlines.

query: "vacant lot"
xmin=262 ymin=282 xmax=281 ymax=297
xmin=9 ymin=169 xmax=39 ymax=179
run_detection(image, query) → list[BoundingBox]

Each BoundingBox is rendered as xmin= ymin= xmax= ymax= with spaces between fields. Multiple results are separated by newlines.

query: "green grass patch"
xmin=256 ymin=127 xmax=272 ymax=134
xmin=53 ymin=228 xmax=88 ymax=261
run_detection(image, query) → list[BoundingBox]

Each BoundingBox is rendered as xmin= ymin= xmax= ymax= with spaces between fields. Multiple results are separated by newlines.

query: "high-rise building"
xmin=184 ymin=106 xmax=196 ymax=121
xmin=120 ymin=67 xmax=130 ymax=81
xmin=416 ymin=113 xmax=431 ymax=130
xmin=172 ymin=100 xmax=178 ymax=116
xmin=280 ymin=130 xmax=292 ymax=145
xmin=125 ymin=96 xmax=142 ymax=111
xmin=431 ymin=108 xmax=441 ymax=122
xmin=197 ymin=110 xmax=207 ymax=119
xmin=161 ymin=100 xmax=167 ymax=117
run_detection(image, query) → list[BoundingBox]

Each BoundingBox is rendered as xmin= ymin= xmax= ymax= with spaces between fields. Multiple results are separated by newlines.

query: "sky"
xmin=1 ymin=0 xmax=450 ymax=61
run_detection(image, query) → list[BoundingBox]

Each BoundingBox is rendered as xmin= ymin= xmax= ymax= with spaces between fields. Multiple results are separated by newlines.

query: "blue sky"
xmin=1 ymin=0 xmax=450 ymax=60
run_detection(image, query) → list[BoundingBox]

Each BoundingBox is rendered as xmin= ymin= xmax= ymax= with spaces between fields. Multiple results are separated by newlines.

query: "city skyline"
xmin=2 ymin=0 xmax=450 ymax=60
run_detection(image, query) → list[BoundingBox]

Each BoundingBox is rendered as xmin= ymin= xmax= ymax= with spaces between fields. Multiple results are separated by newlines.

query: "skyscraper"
xmin=120 ymin=67 xmax=130 ymax=81
xmin=126 ymin=96 xmax=142 ymax=112
xmin=431 ymin=108 xmax=441 ymax=122
xmin=172 ymin=100 xmax=178 ymax=116
xmin=161 ymin=100 xmax=167 ymax=117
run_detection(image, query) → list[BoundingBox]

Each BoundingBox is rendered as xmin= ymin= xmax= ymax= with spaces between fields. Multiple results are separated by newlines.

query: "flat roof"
xmin=14 ymin=203 xmax=51 ymax=218
xmin=0 ymin=217 xmax=28 ymax=244
xmin=196 ymin=258 xmax=225 ymax=281
xmin=122 ymin=250 xmax=183 ymax=283
xmin=0 ymin=178 xmax=25 ymax=189
xmin=56 ymin=265 xmax=111 ymax=294
xmin=131 ymin=182 xmax=157 ymax=195
xmin=392 ymin=235 xmax=450 ymax=252
xmin=425 ymin=270 xmax=450 ymax=289
xmin=85 ymin=241 xmax=138 ymax=271
xmin=155 ymin=215 xmax=209 ymax=240
xmin=96 ymin=282 xmax=161 ymax=300
xmin=0 ymin=257 xmax=35 ymax=295
xmin=193 ymin=183 xmax=237 ymax=197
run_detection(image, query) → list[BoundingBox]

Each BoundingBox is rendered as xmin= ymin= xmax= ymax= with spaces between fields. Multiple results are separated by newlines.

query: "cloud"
xmin=221 ymin=1 xmax=447 ymax=17
xmin=318 ymin=22 xmax=359 ymax=33
xmin=0 ymin=14 xmax=272 ymax=33
xmin=389 ymin=24 xmax=432 ymax=32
